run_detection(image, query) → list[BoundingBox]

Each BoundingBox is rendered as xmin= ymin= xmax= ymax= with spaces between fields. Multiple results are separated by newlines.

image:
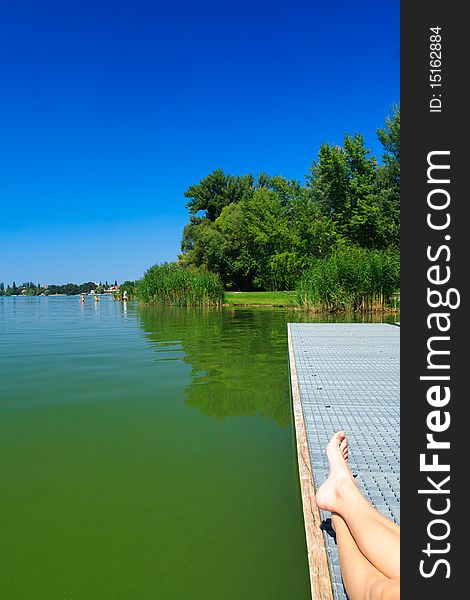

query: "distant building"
xmin=103 ymin=285 xmax=120 ymax=293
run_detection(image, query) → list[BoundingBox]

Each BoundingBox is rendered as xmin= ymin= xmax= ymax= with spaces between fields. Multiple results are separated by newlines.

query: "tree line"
xmin=178 ymin=105 xmax=399 ymax=292
xmin=0 ymin=281 xmax=119 ymax=296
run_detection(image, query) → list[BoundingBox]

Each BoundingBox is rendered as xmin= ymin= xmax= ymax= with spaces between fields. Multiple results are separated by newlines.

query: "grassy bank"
xmin=224 ymin=291 xmax=298 ymax=307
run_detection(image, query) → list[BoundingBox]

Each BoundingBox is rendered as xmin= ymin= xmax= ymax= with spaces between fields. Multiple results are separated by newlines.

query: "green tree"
xmin=216 ymin=188 xmax=287 ymax=289
xmin=306 ymin=142 xmax=349 ymax=218
xmin=376 ymin=104 xmax=400 ymax=248
xmin=377 ymin=104 xmax=400 ymax=189
xmin=184 ymin=169 xmax=255 ymax=221
xmin=307 ymin=133 xmax=390 ymax=248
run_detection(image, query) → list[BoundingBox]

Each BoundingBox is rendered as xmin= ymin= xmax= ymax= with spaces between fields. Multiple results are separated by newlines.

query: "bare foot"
xmin=316 ymin=431 xmax=355 ymax=512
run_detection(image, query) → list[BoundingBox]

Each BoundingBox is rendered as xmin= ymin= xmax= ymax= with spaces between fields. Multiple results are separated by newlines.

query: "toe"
xmin=334 ymin=431 xmax=346 ymax=444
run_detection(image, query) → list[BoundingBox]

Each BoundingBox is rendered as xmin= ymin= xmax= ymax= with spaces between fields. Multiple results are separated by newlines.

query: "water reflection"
xmin=136 ymin=306 xmax=293 ymax=424
xmin=136 ymin=306 xmax=398 ymax=424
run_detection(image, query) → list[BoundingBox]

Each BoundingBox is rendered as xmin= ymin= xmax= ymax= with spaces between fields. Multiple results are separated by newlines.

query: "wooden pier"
xmin=288 ymin=323 xmax=400 ymax=600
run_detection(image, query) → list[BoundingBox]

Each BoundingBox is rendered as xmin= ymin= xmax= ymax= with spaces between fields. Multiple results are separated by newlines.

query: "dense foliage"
xmin=137 ymin=263 xmax=224 ymax=306
xmin=297 ymin=246 xmax=400 ymax=312
xmin=179 ymin=106 xmax=400 ymax=292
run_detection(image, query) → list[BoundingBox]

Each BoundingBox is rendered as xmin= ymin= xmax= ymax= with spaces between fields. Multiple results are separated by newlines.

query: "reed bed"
xmin=137 ymin=263 xmax=225 ymax=306
xmin=297 ymin=247 xmax=400 ymax=312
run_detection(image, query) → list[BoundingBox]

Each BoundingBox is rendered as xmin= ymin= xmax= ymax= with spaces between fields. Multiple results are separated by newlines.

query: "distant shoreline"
xmin=2 ymin=293 xmax=113 ymax=298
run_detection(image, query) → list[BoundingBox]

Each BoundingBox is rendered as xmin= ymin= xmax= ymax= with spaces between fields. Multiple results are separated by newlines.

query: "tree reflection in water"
xmin=137 ymin=305 xmax=396 ymax=424
xmin=137 ymin=306 xmax=303 ymax=425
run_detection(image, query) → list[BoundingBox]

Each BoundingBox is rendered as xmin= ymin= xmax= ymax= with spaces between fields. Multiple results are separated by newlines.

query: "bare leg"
xmin=316 ymin=432 xmax=400 ymax=579
xmin=332 ymin=513 xmax=400 ymax=600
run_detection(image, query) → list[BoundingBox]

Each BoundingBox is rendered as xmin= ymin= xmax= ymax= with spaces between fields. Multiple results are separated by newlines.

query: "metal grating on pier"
xmin=288 ymin=323 xmax=400 ymax=600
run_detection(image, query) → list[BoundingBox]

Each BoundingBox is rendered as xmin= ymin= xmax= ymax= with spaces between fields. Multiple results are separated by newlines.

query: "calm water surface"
xmin=0 ymin=296 xmax=397 ymax=599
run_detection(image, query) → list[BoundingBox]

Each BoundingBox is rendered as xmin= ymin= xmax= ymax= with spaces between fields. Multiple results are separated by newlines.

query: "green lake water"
xmin=0 ymin=296 xmax=397 ymax=599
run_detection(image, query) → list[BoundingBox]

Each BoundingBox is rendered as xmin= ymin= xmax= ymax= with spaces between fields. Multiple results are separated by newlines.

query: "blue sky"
xmin=0 ymin=0 xmax=399 ymax=284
